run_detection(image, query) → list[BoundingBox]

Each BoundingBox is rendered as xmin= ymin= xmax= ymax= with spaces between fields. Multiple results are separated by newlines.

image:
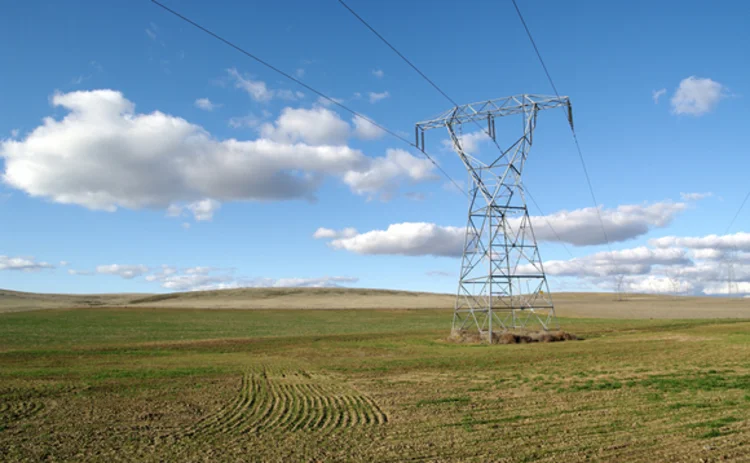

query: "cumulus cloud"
xmin=0 ymin=255 xmax=54 ymax=272
xmin=530 ymin=200 xmax=687 ymax=246
xmin=352 ymin=115 xmax=385 ymax=140
xmin=650 ymin=232 xmax=750 ymax=252
xmin=145 ymin=266 xmax=358 ymax=291
xmin=671 ymin=76 xmax=725 ymax=116
xmin=96 ymin=264 xmax=149 ymax=279
xmin=540 ymin=247 xmax=691 ymax=278
xmin=194 ymin=98 xmax=220 ymax=111
xmin=372 ymin=69 xmax=384 ymax=78
xmin=442 ymin=130 xmax=491 ymax=154
xmin=313 ymin=227 xmax=358 ymax=240
xmin=0 ymin=90 xmax=436 ymax=216
xmin=317 ymin=200 xmax=687 ymax=257
xmin=186 ymin=199 xmax=220 ymax=221
xmin=368 ymin=91 xmax=390 ymax=103
xmin=343 ymin=149 xmax=437 ymax=199
xmin=326 ymin=222 xmax=464 ymax=257
xmin=260 ymin=107 xmax=350 ymax=145
xmin=652 ymin=88 xmax=666 ymax=104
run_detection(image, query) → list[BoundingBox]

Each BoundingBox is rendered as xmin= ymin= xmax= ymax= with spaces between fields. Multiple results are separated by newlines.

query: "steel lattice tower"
xmin=416 ymin=95 xmax=573 ymax=340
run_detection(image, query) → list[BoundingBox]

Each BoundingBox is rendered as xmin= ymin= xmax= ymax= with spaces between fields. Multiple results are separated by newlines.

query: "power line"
xmin=338 ymin=0 xmax=596 ymax=283
xmin=338 ymin=0 xmax=589 ymax=260
xmin=725 ymin=191 xmax=750 ymax=234
xmin=336 ymin=0 xmax=523 ymax=166
xmin=150 ymin=0 xmax=466 ymax=196
xmin=510 ymin=0 xmax=613 ymax=253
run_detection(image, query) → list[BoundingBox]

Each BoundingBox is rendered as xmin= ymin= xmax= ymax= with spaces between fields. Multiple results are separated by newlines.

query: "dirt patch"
xmin=448 ymin=330 xmax=579 ymax=344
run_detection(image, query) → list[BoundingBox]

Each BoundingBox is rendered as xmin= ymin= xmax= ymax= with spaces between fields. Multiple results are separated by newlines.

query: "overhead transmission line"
xmin=510 ymin=0 xmax=613 ymax=253
xmin=336 ymin=0 xmax=591 ymax=272
xmin=724 ymin=191 xmax=750 ymax=235
xmin=150 ymin=0 xmax=466 ymax=196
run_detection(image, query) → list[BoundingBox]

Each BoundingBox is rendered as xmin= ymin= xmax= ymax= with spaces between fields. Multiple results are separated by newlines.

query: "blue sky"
xmin=1 ymin=0 xmax=749 ymax=296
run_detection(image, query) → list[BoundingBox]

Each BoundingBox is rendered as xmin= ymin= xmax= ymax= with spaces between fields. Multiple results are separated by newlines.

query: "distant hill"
xmin=1 ymin=287 xmax=749 ymax=319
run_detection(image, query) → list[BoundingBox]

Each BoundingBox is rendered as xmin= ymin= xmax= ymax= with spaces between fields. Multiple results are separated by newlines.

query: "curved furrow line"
xmin=288 ymin=384 xmax=312 ymax=431
xmin=300 ymin=390 xmax=323 ymax=431
xmin=314 ymin=392 xmax=332 ymax=430
xmin=214 ymin=374 xmax=256 ymax=433
xmin=5 ymin=401 xmax=46 ymax=423
xmin=333 ymin=395 xmax=349 ymax=430
xmin=322 ymin=394 xmax=341 ymax=431
xmin=274 ymin=384 xmax=299 ymax=431
xmin=342 ymin=395 xmax=360 ymax=427
xmin=352 ymin=395 xmax=373 ymax=425
xmin=237 ymin=375 xmax=271 ymax=434
xmin=261 ymin=381 xmax=290 ymax=431
xmin=183 ymin=374 xmax=250 ymax=436
xmin=198 ymin=374 xmax=252 ymax=434
xmin=360 ymin=394 xmax=388 ymax=424
xmin=247 ymin=376 xmax=277 ymax=434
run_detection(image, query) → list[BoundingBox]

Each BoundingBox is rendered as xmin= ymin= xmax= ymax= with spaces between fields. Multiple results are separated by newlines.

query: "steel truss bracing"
xmin=416 ymin=95 xmax=573 ymax=340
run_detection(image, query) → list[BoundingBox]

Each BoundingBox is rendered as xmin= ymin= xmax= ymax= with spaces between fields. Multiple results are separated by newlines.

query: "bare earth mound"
xmin=448 ymin=330 xmax=579 ymax=344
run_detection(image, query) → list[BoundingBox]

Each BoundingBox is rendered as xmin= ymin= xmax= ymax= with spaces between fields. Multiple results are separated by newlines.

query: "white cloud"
xmin=182 ymin=222 xmax=191 ymax=229
xmin=145 ymin=28 xmax=157 ymax=41
xmin=145 ymin=266 xmax=358 ymax=291
xmin=187 ymin=199 xmax=220 ymax=221
xmin=194 ymin=98 xmax=220 ymax=111
xmin=0 ymin=255 xmax=54 ymax=272
xmin=68 ymin=269 xmax=93 ymax=276
xmin=228 ymin=114 xmax=263 ymax=129
xmin=368 ymin=91 xmax=390 ymax=104
xmin=260 ymin=107 xmax=350 ymax=145
xmin=652 ymin=88 xmax=666 ymax=104
xmin=372 ymin=69 xmax=384 ymax=78
xmin=343 ymin=149 xmax=437 ymax=199
xmin=530 ymin=201 xmax=687 ymax=246
xmin=540 ymin=247 xmax=691 ymax=278
xmin=96 ymin=264 xmax=149 ymax=279
xmin=442 ymin=131 xmax=490 ymax=154
xmin=352 ymin=115 xmax=385 ymax=140
xmin=0 ymin=90 xmax=436 ymax=214
xmin=327 ymin=222 xmax=465 ymax=257
xmin=295 ymin=68 xmax=305 ymax=78
xmin=227 ymin=68 xmax=274 ymax=102
xmin=671 ymin=76 xmax=725 ymax=116
xmin=166 ymin=204 xmax=183 ymax=217
xmin=10 ymin=129 xmax=19 ymax=139
xmin=318 ymin=200 xmax=686 ymax=257
xmin=680 ymin=192 xmax=712 ymax=201
xmin=650 ymin=232 xmax=750 ymax=252
xmin=313 ymin=227 xmax=358 ymax=240
xmin=226 ymin=69 xmax=303 ymax=103
xmin=59 ymin=260 xmax=69 ymax=266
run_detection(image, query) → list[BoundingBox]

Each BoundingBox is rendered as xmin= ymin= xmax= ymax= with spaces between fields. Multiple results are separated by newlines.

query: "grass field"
xmin=1 ymin=292 xmax=749 ymax=461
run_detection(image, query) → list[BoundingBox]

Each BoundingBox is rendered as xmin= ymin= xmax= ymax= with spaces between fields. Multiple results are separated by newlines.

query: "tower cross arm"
xmin=415 ymin=94 xmax=571 ymax=133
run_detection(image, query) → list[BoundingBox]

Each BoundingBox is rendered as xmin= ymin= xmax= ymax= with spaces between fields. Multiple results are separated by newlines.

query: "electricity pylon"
xmin=416 ymin=95 xmax=572 ymax=341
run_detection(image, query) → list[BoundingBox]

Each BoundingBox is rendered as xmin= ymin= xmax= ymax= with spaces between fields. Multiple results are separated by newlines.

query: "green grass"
xmin=1 ymin=308 xmax=749 ymax=462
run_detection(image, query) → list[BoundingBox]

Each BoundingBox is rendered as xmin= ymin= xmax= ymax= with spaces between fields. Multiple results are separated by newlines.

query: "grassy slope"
xmin=1 ymin=307 xmax=749 ymax=461
xmin=2 ymin=287 xmax=750 ymax=319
